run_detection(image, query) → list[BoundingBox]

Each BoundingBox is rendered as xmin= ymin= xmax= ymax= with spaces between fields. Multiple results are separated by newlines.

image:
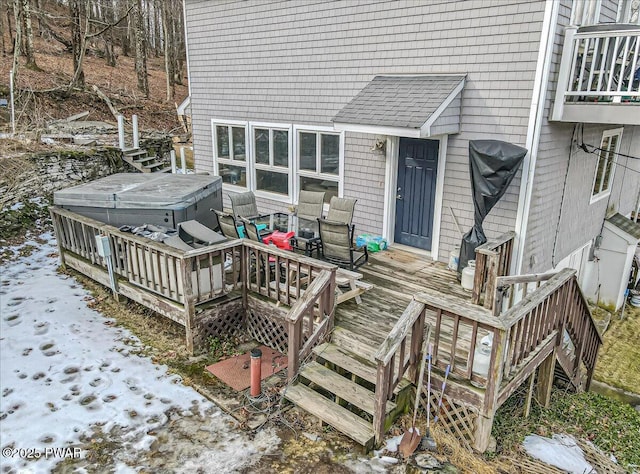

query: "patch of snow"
xmin=0 ymin=234 xmax=280 ymax=472
xmin=9 ymin=202 xmax=23 ymax=211
xmin=523 ymin=434 xmax=595 ymax=474
xmin=384 ymin=433 xmax=405 ymax=453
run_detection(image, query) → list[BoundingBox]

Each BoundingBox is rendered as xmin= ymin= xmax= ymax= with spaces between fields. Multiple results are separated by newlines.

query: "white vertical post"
xmin=551 ymin=26 xmax=577 ymax=121
xmin=180 ymin=147 xmax=187 ymax=174
xmin=170 ymin=149 xmax=177 ymax=174
xmin=9 ymin=69 xmax=15 ymax=136
xmin=117 ymin=115 xmax=125 ymax=150
xmin=132 ymin=114 xmax=139 ymax=149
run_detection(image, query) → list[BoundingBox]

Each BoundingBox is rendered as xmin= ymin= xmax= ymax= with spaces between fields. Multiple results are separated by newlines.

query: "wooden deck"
xmin=334 ymin=248 xmax=469 ymax=360
xmin=49 ymin=206 xmax=601 ymax=453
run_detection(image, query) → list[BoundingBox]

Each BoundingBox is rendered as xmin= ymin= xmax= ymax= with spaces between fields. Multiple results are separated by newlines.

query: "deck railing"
xmin=384 ymin=268 xmax=601 ymax=450
xmin=373 ymin=300 xmax=428 ymax=443
xmin=551 ymin=24 xmax=640 ymax=123
xmin=492 ymin=272 xmax=555 ymax=315
xmin=563 ymin=276 xmax=602 ymax=390
xmin=472 ymin=231 xmax=515 ymax=309
xmin=51 ymin=206 xmax=338 ymax=360
xmin=563 ymin=26 xmax=639 ymax=102
xmin=241 ymin=240 xmax=335 ymax=307
xmin=51 ymin=206 xmax=243 ymax=306
xmin=286 ymin=268 xmax=336 ymax=379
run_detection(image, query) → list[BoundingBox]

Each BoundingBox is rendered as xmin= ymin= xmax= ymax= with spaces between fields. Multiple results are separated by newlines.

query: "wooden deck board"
xmin=334 ymin=248 xmax=475 ymax=363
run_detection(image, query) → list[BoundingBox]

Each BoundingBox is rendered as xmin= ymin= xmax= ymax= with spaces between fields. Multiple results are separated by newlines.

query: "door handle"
xmin=396 ymin=194 xmax=403 ymax=200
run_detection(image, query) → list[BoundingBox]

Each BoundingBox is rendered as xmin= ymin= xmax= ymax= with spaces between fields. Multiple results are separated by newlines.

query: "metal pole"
xmin=117 ymin=115 xmax=125 ymax=150
xmin=132 ymin=114 xmax=139 ymax=149
xmin=170 ymin=149 xmax=177 ymax=174
xmin=9 ymin=69 xmax=15 ymax=136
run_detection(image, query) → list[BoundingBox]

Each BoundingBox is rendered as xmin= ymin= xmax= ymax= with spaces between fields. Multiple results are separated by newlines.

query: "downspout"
xmin=182 ymin=0 xmax=194 ymax=165
xmin=513 ymin=0 xmax=560 ymax=275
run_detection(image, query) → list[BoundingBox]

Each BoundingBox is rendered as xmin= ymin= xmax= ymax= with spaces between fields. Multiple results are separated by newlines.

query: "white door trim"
xmin=382 ymin=136 xmax=399 ymax=244
xmin=383 ymin=135 xmax=447 ymax=261
xmin=431 ymin=135 xmax=448 ymax=262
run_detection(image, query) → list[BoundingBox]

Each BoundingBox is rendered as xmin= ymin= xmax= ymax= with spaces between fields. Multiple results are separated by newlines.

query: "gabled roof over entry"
xmin=605 ymin=213 xmax=640 ymax=244
xmin=332 ymin=75 xmax=466 ymax=138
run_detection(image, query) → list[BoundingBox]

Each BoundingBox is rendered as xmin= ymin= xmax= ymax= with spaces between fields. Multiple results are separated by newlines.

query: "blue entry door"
xmin=394 ymin=138 xmax=439 ymax=250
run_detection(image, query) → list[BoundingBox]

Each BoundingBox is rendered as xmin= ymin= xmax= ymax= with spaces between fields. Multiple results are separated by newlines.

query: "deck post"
xmin=328 ymin=267 xmax=337 ymax=333
xmin=473 ymin=413 xmax=494 ymax=452
xmin=49 ymin=210 xmax=66 ymax=269
xmin=287 ymin=317 xmax=302 ymax=380
xmin=483 ymin=252 xmax=499 ymax=311
xmin=472 ymin=253 xmax=487 ymax=305
xmin=373 ymin=363 xmax=390 ymax=445
xmin=535 ymin=348 xmax=556 ymax=408
xmin=474 ymin=328 xmax=505 ymax=452
xmin=180 ymin=258 xmax=196 ymax=354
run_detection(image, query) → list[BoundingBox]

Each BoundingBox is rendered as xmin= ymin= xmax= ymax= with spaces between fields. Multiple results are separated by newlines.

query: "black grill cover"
xmin=458 ymin=140 xmax=527 ymax=275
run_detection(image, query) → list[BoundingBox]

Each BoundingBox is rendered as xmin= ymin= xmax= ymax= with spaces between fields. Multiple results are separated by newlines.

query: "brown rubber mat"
xmin=205 ymin=345 xmax=288 ymax=391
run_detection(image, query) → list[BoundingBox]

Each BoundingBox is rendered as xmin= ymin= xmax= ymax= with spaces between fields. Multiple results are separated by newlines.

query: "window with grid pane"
xmin=592 ymin=128 xmax=622 ymax=200
xmin=213 ymin=123 xmax=248 ymax=188
xmin=253 ymin=127 xmax=290 ymax=197
xmin=297 ymin=131 xmax=341 ymax=204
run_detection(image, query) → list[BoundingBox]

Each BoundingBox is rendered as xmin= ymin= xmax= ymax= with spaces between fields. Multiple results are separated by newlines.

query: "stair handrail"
xmin=493 ymin=272 xmax=555 ymax=315
xmin=497 ymin=268 xmax=602 ymax=391
xmin=285 ymin=268 xmax=335 ymax=379
xmin=373 ymin=298 xmax=427 ymax=444
xmin=565 ymin=276 xmax=603 ymax=390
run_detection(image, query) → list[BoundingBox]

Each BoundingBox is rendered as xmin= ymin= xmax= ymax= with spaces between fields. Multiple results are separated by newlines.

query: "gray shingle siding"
xmin=185 ymin=0 xmax=547 ymax=259
xmin=344 ymin=132 xmax=387 ymax=235
xmin=523 ymin=0 xmax=639 ymax=273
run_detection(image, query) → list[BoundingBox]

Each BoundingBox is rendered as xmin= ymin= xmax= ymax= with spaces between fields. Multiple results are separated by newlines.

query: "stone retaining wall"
xmin=0 ymin=147 xmax=125 ymax=210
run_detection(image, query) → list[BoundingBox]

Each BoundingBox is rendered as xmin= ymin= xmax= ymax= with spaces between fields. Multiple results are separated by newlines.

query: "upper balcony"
xmin=551 ymin=24 xmax=640 ymax=125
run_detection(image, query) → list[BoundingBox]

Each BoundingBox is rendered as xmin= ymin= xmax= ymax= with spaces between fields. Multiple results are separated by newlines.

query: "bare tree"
xmin=134 ymin=0 xmax=148 ymax=97
xmin=12 ymin=0 xmax=22 ymax=77
xmin=0 ymin=1 xmax=6 ymax=56
xmin=161 ymin=0 xmax=173 ymax=101
xmin=21 ymin=0 xmax=37 ymax=68
xmin=69 ymin=0 xmax=86 ymax=88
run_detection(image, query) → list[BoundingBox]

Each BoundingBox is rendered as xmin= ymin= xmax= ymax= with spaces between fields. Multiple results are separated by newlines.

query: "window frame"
xmin=590 ymin=127 xmax=623 ymax=204
xmin=211 ymin=119 xmax=250 ymax=193
xmin=293 ymin=124 xmax=344 ymax=209
xmin=250 ymin=121 xmax=294 ymax=203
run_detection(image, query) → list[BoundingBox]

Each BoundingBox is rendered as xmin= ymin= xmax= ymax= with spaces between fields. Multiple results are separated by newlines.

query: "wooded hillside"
xmin=0 ymin=0 xmax=188 ymax=133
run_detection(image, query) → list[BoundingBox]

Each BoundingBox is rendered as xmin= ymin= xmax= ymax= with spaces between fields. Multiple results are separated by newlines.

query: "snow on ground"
xmin=0 ymin=233 xmax=279 ymax=473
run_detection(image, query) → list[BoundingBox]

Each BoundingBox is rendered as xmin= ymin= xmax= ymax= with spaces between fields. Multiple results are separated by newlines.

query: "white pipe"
xmin=180 ymin=147 xmax=187 ymax=174
xmin=132 ymin=114 xmax=139 ymax=149
xmin=513 ymin=0 xmax=559 ymax=275
xmin=9 ymin=69 xmax=15 ymax=136
xmin=117 ymin=115 xmax=125 ymax=150
xmin=170 ymin=149 xmax=177 ymax=174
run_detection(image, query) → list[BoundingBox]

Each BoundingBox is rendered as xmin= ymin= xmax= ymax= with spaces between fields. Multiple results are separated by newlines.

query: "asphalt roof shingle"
xmin=332 ymin=75 xmax=465 ymax=129
xmin=606 ymin=213 xmax=640 ymax=240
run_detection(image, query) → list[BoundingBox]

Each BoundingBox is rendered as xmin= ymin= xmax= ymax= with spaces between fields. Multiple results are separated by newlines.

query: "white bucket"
xmin=448 ymin=246 xmax=460 ymax=272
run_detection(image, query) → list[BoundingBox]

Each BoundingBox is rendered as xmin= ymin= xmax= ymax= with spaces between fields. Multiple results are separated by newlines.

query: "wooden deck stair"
xmin=284 ymin=341 xmax=409 ymax=450
xmin=121 ymin=147 xmax=171 ymax=173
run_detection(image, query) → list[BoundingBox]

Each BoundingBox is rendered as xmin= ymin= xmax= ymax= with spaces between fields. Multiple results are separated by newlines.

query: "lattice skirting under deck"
xmin=417 ymin=384 xmax=478 ymax=450
xmin=193 ymin=299 xmax=245 ymax=349
xmin=245 ymin=308 xmax=289 ymax=354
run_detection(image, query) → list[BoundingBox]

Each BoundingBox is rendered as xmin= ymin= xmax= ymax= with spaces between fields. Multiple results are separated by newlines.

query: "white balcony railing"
xmin=552 ymin=24 xmax=640 ymax=124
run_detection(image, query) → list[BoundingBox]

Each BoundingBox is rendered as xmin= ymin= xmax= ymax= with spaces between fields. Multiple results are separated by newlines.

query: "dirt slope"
xmin=1 ymin=27 xmax=188 ymax=132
